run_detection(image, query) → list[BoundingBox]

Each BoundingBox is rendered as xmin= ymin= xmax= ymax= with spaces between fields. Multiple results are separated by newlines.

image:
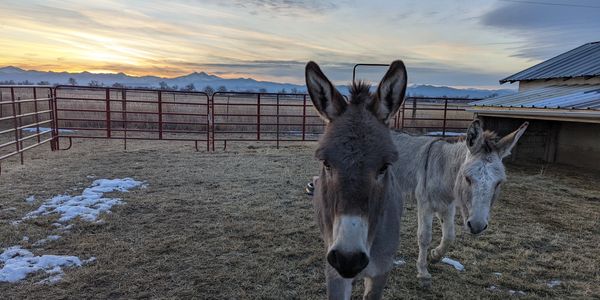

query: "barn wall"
xmin=518 ymin=77 xmax=600 ymax=91
xmin=480 ymin=116 xmax=600 ymax=170
xmin=556 ymin=122 xmax=600 ymax=170
xmin=480 ymin=116 xmax=556 ymax=162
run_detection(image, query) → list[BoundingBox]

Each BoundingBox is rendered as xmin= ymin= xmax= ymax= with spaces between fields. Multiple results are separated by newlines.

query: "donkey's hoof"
xmin=417 ymin=274 xmax=432 ymax=289
xmin=418 ymin=277 xmax=432 ymax=289
xmin=429 ymin=249 xmax=442 ymax=264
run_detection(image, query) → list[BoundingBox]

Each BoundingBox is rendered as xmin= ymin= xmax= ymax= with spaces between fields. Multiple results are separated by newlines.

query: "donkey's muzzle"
xmin=327 ymin=249 xmax=369 ymax=278
xmin=467 ymin=220 xmax=488 ymax=235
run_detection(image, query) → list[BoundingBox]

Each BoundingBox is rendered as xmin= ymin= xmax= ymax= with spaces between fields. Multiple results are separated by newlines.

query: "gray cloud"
xmin=480 ymin=0 xmax=600 ymax=60
xmin=210 ymin=0 xmax=339 ymax=16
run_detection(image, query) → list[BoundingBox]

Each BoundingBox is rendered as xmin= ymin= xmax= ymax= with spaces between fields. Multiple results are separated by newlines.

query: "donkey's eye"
xmin=495 ymin=181 xmax=502 ymax=189
xmin=323 ymin=160 xmax=331 ymax=170
xmin=465 ymin=176 xmax=472 ymax=185
xmin=378 ymin=164 xmax=390 ymax=175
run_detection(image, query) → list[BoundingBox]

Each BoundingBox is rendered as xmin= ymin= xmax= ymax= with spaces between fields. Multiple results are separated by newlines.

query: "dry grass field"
xmin=1 ymin=139 xmax=599 ymax=299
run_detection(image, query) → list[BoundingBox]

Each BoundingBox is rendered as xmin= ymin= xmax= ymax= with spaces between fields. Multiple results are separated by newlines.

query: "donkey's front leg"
xmin=430 ymin=204 xmax=456 ymax=263
xmin=417 ymin=208 xmax=433 ymax=287
xmin=363 ymin=273 xmax=389 ymax=300
xmin=326 ymin=266 xmax=352 ymax=300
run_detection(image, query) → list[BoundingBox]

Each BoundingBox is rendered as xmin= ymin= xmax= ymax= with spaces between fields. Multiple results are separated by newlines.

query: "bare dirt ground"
xmin=1 ymin=139 xmax=599 ymax=299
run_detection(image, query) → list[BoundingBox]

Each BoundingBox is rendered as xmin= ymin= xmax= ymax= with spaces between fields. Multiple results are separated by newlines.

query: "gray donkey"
xmin=391 ymin=119 xmax=528 ymax=287
xmin=306 ymin=60 xmax=407 ymax=299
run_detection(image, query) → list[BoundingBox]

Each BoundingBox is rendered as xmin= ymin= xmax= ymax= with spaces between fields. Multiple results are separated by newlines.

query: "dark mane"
xmin=442 ymin=130 xmax=499 ymax=153
xmin=481 ymin=131 xmax=499 ymax=153
xmin=349 ymin=81 xmax=372 ymax=104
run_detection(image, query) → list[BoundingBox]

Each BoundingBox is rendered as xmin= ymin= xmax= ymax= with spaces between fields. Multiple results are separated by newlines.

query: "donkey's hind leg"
xmin=430 ymin=203 xmax=456 ymax=263
xmin=416 ymin=206 xmax=434 ymax=287
xmin=363 ymin=273 xmax=389 ymax=300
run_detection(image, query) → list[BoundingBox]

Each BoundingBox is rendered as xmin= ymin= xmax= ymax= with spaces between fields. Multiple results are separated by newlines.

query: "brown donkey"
xmin=307 ymin=61 xmax=407 ymax=299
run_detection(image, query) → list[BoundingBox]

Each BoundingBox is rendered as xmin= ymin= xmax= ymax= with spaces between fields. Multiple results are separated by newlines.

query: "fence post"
xmin=16 ymin=95 xmax=23 ymax=154
xmin=122 ymin=89 xmax=127 ymax=150
xmin=207 ymin=94 xmax=211 ymax=151
xmin=105 ymin=88 xmax=111 ymax=138
xmin=211 ymin=93 xmax=215 ymax=151
xmin=442 ymin=98 xmax=448 ymax=137
xmin=257 ymin=93 xmax=261 ymax=140
xmin=276 ymin=94 xmax=280 ymax=149
xmin=400 ymin=99 xmax=406 ymax=130
xmin=158 ymin=90 xmax=163 ymax=140
xmin=10 ymin=88 xmax=23 ymax=164
xmin=51 ymin=87 xmax=59 ymax=150
xmin=302 ymin=94 xmax=307 ymax=141
xmin=33 ymin=88 xmax=41 ymax=143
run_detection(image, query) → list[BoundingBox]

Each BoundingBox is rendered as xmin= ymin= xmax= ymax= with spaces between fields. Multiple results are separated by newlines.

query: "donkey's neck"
xmin=434 ymin=140 xmax=469 ymax=185
xmin=430 ymin=140 xmax=469 ymax=201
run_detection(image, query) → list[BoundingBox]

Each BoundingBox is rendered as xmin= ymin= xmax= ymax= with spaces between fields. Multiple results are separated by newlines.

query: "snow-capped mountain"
xmin=0 ymin=66 xmax=514 ymax=98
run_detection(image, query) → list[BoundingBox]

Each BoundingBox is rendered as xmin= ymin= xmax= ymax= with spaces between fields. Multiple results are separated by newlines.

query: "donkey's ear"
xmin=305 ymin=61 xmax=347 ymax=122
xmin=466 ymin=119 xmax=484 ymax=153
xmin=371 ymin=60 xmax=408 ymax=124
xmin=497 ymin=121 xmax=529 ymax=159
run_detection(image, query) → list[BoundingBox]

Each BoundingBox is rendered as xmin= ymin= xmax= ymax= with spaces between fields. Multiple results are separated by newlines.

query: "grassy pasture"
xmin=0 ymin=140 xmax=599 ymax=299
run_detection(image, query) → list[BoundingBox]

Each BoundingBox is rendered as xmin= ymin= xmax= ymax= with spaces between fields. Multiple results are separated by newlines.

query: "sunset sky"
xmin=0 ymin=0 xmax=598 ymax=88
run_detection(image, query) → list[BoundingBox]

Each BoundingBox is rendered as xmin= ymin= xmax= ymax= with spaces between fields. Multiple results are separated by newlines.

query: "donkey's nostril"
xmin=483 ymin=224 xmax=488 ymax=231
xmin=327 ymin=250 xmax=369 ymax=278
xmin=467 ymin=221 xmax=472 ymax=230
xmin=327 ymin=250 xmax=340 ymax=269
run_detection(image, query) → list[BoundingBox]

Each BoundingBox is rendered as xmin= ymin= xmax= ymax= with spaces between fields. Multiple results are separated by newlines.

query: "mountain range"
xmin=0 ymin=66 xmax=515 ymax=98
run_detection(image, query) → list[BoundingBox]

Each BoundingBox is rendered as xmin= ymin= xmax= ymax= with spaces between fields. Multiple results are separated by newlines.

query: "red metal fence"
xmin=0 ymin=85 xmax=477 ymax=173
xmin=0 ymin=86 xmax=55 ymax=174
xmin=53 ymin=86 xmax=211 ymax=151
xmin=393 ymin=97 xmax=477 ymax=136
xmin=211 ymin=92 xmax=324 ymax=150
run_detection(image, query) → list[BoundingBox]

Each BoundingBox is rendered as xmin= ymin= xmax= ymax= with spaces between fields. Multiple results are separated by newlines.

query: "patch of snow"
xmin=33 ymin=235 xmax=61 ymax=247
xmin=36 ymin=273 xmax=63 ymax=285
xmin=441 ymin=257 xmax=465 ymax=271
xmin=22 ymin=236 xmax=29 ymax=242
xmin=547 ymin=279 xmax=561 ymax=288
xmin=0 ymin=246 xmax=82 ymax=283
xmin=487 ymin=285 xmax=499 ymax=292
xmin=24 ymin=178 xmax=144 ymax=223
xmin=86 ymin=175 xmax=96 ymax=179
xmin=1 ymin=207 xmax=17 ymax=212
xmin=21 ymin=127 xmax=74 ymax=133
xmin=493 ymin=272 xmax=502 ymax=276
xmin=426 ymin=131 xmax=464 ymax=137
xmin=25 ymin=195 xmax=36 ymax=204
xmin=508 ymin=290 xmax=526 ymax=296
xmin=393 ymin=259 xmax=406 ymax=267
xmin=10 ymin=220 xmax=21 ymax=226
xmin=83 ymin=257 xmax=96 ymax=265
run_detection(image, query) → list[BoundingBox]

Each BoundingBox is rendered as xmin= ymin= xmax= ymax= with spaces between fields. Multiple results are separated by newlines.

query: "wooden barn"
xmin=469 ymin=41 xmax=600 ymax=170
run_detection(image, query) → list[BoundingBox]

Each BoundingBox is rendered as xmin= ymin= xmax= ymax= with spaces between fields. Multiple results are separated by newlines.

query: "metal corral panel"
xmin=500 ymin=41 xmax=600 ymax=83
xmin=469 ymin=85 xmax=600 ymax=110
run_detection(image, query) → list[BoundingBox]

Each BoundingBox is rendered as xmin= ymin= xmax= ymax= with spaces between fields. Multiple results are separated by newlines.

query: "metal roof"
xmin=469 ymin=85 xmax=600 ymax=110
xmin=500 ymin=42 xmax=600 ymax=83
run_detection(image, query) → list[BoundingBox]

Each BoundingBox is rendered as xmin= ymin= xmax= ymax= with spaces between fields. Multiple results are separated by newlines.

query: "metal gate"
xmin=211 ymin=92 xmax=325 ymax=150
xmin=53 ymin=86 xmax=211 ymax=151
xmin=0 ymin=86 xmax=55 ymax=174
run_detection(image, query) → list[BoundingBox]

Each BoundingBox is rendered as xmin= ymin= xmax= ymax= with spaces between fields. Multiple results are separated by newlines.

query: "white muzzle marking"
xmin=329 ymin=215 xmax=369 ymax=255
